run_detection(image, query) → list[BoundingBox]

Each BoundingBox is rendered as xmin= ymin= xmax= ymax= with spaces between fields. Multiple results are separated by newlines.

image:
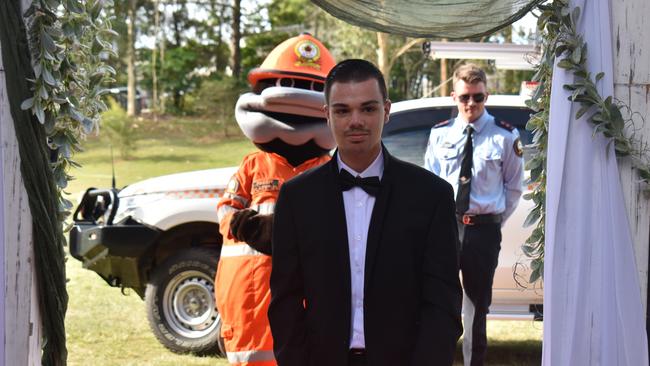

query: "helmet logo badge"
xmin=294 ymin=40 xmax=321 ymax=70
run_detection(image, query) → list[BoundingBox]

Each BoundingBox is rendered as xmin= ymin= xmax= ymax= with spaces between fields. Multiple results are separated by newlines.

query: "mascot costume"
xmin=215 ymin=33 xmax=336 ymax=366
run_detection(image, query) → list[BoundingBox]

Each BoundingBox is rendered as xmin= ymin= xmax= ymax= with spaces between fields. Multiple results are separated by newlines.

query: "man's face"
xmin=325 ymin=78 xmax=390 ymax=165
xmin=452 ymin=80 xmax=488 ymax=123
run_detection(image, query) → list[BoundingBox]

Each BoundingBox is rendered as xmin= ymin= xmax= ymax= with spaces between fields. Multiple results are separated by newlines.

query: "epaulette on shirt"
xmin=433 ymin=119 xmax=452 ymax=128
xmin=494 ymin=118 xmax=515 ymax=132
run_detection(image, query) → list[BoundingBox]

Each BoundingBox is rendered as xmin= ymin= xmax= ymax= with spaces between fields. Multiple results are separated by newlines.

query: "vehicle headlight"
xmin=113 ymin=193 xmax=165 ymax=223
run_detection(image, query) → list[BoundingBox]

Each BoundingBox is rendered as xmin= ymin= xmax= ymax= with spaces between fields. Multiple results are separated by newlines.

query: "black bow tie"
xmin=339 ymin=169 xmax=381 ymax=196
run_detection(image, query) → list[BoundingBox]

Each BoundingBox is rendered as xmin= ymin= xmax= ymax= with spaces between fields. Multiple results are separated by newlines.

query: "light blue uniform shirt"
xmin=424 ymin=110 xmax=524 ymax=222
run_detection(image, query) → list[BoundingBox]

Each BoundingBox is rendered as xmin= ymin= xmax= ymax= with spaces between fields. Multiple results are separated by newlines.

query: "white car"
xmin=69 ymin=94 xmax=541 ymax=356
xmin=385 ymin=94 xmax=543 ymax=320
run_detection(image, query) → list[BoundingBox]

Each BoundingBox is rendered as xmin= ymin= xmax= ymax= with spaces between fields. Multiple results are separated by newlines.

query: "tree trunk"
xmin=230 ymin=0 xmax=241 ymax=78
xmin=126 ymin=0 xmax=137 ymax=116
xmin=440 ymin=58 xmax=448 ymax=96
xmin=152 ymin=0 xmax=160 ymax=119
xmin=503 ymin=27 xmax=515 ymax=94
xmin=217 ymin=3 xmax=226 ymax=71
xmin=376 ymin=32 xmax=390 ymax=92
xmin=159 ymin=4 xmax=167 ymax=114
xmin=439 ymin=38 xmax=448 ymax=96
xmin=171 ymin=1 xmax=183 ymax=47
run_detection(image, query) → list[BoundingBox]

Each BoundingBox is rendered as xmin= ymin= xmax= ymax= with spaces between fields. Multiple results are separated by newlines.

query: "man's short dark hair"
xmin=324 ymin=59 xmax=387 ymax=103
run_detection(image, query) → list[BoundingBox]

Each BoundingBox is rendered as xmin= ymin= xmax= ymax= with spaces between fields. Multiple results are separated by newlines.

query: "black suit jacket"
xmin=269 ymin=147 xmax=462 ymax=366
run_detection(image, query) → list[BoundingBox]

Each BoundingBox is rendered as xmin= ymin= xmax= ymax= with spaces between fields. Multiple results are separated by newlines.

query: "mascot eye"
xmin=276 ymin=78 xmax=295 ymax=88
xmin=275 ymin=78 xmax=325 ymax=92
xmin=253 ymin=79 xmax=276 ymax=94
xmin=311 ymin=81 xmax=324 ymax=92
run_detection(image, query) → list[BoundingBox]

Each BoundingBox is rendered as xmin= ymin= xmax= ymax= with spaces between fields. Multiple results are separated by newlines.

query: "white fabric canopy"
xmin=312 ymin=0 xmax=542 ymax=39
xmin=543 ymin=0 xmax=649 ymax=364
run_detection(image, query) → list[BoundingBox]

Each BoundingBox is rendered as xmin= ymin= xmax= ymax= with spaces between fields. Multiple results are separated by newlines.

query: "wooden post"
xmin=0 ymin=25 xmax=42 ymax=366
xmin=612 ymin=0 xmax=650 ymax=311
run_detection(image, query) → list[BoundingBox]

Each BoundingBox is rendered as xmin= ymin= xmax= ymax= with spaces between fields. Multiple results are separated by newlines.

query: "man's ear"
xmin=451 ymin=91 xmax=457 ymax=101
xmin=383 ymin=99 xmax=391 ymax=124
xmin=323 ymin=104 xmax=331 ymax=126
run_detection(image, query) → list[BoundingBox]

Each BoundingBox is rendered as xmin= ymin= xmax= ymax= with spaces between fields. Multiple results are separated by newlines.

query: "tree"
xmin=230 ymin=0 xmax=241 ymax=78
xmin=127 ymin=0 xmax=137 ymax=116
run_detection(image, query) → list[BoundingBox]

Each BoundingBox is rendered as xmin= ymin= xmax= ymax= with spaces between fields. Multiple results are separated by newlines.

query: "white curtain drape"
xmin=543 ymin=0 xmax=649 ymax=364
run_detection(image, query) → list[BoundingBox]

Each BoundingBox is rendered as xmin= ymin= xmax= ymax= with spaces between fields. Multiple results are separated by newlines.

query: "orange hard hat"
xmin=247 ymin=33 xmax=336 ymax=88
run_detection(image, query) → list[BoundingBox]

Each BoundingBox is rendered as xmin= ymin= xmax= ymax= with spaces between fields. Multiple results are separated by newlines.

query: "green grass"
xmin=67 ymin=115 xmax=255 ymax=196
xmin=66 ymin=257 xmax=229 ymax=366
xmin=454 ymin=321 xmax=543 ymax=365
xmin=65 ymin=116 xmax=542 ymax=365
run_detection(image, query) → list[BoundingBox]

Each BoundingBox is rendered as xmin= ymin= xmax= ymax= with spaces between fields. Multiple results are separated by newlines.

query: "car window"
xmin=383 ymin=106 xmax=534 ymax=168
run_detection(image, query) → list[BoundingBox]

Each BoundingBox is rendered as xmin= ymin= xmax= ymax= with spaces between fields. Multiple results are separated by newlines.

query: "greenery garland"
xmin=5 ymin=0 xmax=116 ymax=364
xmin=23 ymin=0 xmax=117 ymax=214
xmin=523 ymin=0 xmax=650 ymax=283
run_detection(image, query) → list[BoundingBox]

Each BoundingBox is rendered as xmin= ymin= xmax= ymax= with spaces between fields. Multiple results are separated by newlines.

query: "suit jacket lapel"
xmin=324 ymin=153 xmax=352 ymax=300
xmin=364 ymin=145 xmax=393 ymax=288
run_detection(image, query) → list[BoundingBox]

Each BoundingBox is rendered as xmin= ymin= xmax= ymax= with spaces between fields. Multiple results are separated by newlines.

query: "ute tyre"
xmin=145 ymin=248 xmax=225 ymax=355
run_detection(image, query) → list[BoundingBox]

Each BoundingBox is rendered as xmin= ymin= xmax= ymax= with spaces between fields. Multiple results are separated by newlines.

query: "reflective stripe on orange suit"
xmin=215 ymin=151 xmax=329 ymax=366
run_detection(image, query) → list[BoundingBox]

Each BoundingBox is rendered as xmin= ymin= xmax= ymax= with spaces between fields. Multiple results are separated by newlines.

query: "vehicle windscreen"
xmin=383 ymin=106 xmax=534 ymax=167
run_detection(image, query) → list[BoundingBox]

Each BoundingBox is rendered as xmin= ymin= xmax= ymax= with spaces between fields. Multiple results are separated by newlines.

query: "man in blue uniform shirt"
xmin=424 ymin=64 xmax=524 ymax=366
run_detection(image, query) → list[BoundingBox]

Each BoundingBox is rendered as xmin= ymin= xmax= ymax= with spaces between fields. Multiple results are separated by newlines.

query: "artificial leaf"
xmin=524 ymin=208 xmax=541 ymax=228
xmin=529 ymin=267 xmax=542 ymax=283
xmin=34 ymin=105 xmax=46 ymax=124
xmin=571 ymin=45 xmax=581 ymax=64
xmin=21 ymin=97 xmax=35 ymax=110
xmin=42 ymin=67 xmax=57 ymax=86
xmin=558 ymin=59 xmax=574 ymax=69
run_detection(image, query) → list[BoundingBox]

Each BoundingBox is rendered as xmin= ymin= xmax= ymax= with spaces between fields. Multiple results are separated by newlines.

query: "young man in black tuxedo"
xmin=268 ymin=59 xmax=462 ymax=366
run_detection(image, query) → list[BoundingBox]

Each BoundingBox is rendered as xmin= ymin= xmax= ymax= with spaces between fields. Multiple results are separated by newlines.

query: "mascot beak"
xmin=235 ymin=86 xmax=335 ymax=149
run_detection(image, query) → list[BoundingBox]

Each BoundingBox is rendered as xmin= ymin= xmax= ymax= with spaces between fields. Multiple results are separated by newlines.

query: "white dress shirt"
xmin=337 ymin=150 xmax=384 ymax=349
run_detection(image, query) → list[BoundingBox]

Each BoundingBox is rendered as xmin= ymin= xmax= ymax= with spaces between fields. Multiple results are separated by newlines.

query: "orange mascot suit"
xmin=215 ymin=33 xmax=336 ymax=366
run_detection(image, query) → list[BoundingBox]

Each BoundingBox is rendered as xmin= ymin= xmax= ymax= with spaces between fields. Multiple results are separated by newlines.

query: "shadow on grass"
xmin=454 ymin=340 xmax=542 ymax=365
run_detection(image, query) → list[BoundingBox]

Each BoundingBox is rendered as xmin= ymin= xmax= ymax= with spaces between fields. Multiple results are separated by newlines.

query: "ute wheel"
xmin=145 ymin=248 xmax=225 ymax=355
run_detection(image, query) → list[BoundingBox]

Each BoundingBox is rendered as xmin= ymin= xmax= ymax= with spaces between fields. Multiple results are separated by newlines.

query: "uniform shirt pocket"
xmin=474 ymin=148 xmax=503 ymax=188
xmin=434 ymin=146 xmax=460 ymax=178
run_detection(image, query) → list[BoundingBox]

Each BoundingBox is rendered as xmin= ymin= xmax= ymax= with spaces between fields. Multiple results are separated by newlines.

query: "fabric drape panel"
xmin=0 ymin=73 xmax=5 ymax=365
xmin=543 ymin=0 xmax=648 ymax=365
xmin=0 ymin=1 xmax=68 ymax=365
xmin=311 ymin=0 xmax=544 ymax=38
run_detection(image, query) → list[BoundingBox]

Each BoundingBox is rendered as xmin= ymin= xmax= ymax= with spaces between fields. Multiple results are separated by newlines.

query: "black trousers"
xmin=458 ymin=222 xmax=501 ymax=366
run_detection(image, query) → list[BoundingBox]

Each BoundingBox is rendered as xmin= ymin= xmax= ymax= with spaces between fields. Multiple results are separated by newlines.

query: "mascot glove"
xmin=230 ymin=208 xmax=273 ymax=255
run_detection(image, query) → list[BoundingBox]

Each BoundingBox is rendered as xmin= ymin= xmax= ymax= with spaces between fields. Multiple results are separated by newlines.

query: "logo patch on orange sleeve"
xmin=252 ymin=179 xmax=280 ymax=193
